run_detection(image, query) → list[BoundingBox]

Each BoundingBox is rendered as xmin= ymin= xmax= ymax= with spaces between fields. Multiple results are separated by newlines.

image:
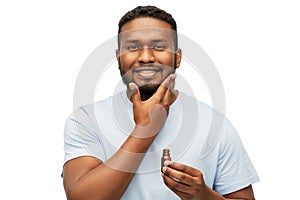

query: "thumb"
xmin=129 ymin=82 xmax=141 ymax=104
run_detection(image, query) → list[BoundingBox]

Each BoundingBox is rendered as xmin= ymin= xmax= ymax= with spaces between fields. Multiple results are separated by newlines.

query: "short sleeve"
xmin=63 ymin=106 xmax=106 ymax=166
xmin=213 ymin=119 xmax=259 ymax=195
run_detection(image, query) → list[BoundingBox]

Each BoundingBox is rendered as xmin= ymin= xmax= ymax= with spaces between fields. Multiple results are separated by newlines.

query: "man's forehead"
xmin=119 ymin=27 xmax=174 ymax=41
xmin=120 ymin=17 xmax=173 ymax=32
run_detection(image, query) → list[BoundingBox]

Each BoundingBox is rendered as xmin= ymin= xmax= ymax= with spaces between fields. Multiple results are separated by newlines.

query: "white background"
xmin=1 ymin=0 xmax=299 ymax=199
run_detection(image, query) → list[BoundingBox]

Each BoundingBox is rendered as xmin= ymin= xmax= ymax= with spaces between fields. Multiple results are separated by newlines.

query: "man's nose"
xmin=138 ymin=48 xmax=155 ymax=63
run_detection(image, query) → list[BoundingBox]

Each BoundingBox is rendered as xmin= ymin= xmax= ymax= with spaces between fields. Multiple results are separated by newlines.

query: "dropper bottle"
xmin=161 ymin=149 xmax=171 ymax=170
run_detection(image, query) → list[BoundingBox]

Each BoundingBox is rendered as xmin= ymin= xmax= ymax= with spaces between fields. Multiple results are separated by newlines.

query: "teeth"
xmin=137 ymin=70 xmax=157 ymax=77
xmin=141 ymin=71 xmax=154 ymax=74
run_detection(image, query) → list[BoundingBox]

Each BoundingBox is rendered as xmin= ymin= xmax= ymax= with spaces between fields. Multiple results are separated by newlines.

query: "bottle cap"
xmin=163 ymin=149 xmax=170 ymax=156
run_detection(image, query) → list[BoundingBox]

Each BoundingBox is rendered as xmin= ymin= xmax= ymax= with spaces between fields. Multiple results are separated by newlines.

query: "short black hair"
xmin=118 ymin=6 xmax=177 ymax=33
xmin=118 ymin=6 xmax=178 ymax=49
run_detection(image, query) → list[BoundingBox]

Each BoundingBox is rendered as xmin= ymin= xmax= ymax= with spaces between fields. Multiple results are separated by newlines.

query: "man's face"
xmin=116 ymin=17 xmax=181 ymax=98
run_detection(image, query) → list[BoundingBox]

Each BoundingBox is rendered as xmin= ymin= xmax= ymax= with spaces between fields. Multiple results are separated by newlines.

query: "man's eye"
xmin=153 ymin=45 xmax=166 ymax=50
xmin=127 ymin=45 xmax=139 ymax=51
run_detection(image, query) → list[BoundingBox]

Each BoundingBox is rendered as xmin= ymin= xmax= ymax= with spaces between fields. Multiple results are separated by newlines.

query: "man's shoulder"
xmin=67 ymin=93 xmax=118 ymax=119
xmin=79 ymin=91 xmax=126 ymax=111
xmin=178 ymin=92 xmax=222 ymax=116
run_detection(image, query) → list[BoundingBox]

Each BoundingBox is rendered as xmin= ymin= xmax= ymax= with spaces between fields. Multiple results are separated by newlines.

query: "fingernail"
xmin=164 ymin=160 xmax=171 ymax=166
xmin=162 ymin=166 xmax=167 ymax=173
xmin=129 ymin=83 xmax=135 ymax=90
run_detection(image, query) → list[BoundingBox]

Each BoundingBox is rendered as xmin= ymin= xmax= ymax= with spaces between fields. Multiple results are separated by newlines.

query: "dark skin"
xmin=64 ymin=74 xmax=177 ymax=200
xmin=162 ymin=161 xmax=255 ymax=200
xmin=63 ymin=17 xmax=255 ymax=200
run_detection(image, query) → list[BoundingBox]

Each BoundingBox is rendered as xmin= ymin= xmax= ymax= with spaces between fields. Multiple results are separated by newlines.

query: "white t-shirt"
xmin=63 ymin=91 xmax=259 ymax=199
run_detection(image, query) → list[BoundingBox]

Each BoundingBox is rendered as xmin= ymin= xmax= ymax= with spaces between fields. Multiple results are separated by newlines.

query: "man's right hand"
xmin=128 ymin=74 xmax=177 ymax=138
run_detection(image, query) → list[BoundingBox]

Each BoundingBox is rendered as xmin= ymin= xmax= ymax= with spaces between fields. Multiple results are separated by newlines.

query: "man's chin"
xmin=138 ymin=83 xmax=160 ymax=101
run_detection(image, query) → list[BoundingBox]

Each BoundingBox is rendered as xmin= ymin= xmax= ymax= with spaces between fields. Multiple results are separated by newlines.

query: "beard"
xmin=121 ymin=73 xmax=162 ymax=101
xmin=137 ymin=82 xmax=160 ymax=101
xmin=120 ymin=63 xmax=176 ymax=101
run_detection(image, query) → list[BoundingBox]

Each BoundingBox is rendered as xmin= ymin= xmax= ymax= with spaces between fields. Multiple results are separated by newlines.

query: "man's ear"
xmin=175 ymin=48 xmax=182 ymax=69
xmin=116 ymin=49 xmax=121 ymax=70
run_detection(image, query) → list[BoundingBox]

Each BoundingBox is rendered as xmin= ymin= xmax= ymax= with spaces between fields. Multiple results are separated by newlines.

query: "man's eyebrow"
xmin=124 ymin=39 xmax=169 ymax=43
xmin=151 ymin=39 xmax=168 ymax=43
xmin=124 ymin=39 xmax=139 ymax=43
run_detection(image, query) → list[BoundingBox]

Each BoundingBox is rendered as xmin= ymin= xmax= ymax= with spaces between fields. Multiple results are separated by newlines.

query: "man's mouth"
xmin=133 ymin=67 xmax=161 ymax=78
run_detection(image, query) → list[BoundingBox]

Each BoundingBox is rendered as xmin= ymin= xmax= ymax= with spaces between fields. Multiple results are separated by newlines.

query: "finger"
xmin=162 ymin=74 xmax=176 ymax=106
xmin=168 ymin=162 xmax=203 ymax=178
xmin=162 ymin=166 xmax=194 ymax=186
xmin=154 ymin=74 xmax=174 ymax=100
xmin=170 ymin=73 xmax=176 ymax=91
xmin=162 ymin=73 xmax=176 ymax=90
xmin=128 ymin=82 xmax=141 ymax=105
xmin=162 ymin=177 xmax=190 ymax=200
xmin=162 ymin=171 xmax=192 ymax=194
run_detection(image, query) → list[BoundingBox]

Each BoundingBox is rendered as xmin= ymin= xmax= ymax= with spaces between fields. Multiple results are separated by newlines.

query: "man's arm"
xmin=223 ymin=185 xmax=255 ymax=200
xmin=63 ymin=133 xmax=157 ymax=200
xmin=162 ymin=161 xmax=255 ymax=200
xmin=63 ymin=75 xmax=176 ymax=200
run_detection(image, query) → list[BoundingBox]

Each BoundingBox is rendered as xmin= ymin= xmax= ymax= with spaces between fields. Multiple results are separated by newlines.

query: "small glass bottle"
xmin=161 ymin=149 xmax=171 ymax=170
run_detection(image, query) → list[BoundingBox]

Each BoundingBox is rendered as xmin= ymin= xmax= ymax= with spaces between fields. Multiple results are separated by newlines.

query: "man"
xmin=63 ymin=6 xmax=259 ymax=199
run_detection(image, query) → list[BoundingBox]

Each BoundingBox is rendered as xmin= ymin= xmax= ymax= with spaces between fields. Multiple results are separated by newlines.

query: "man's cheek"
xmin=122 ymin=70 xmax=135 ymax=84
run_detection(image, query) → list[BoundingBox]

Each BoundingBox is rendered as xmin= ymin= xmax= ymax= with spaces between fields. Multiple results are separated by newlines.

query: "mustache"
xmin=132 ymin=64 xmax=167 ymax=72
xmin=137 ymin=63 xmax=158 ymax=67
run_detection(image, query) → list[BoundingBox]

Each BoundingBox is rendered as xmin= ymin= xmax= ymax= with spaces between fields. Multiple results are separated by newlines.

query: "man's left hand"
xmin=162 ymin=161 xmax=215 ymax=200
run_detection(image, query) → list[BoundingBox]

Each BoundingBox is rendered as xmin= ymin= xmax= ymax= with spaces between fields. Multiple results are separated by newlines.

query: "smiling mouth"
xmin=133 ymin=67 xmax=161 ymax=78
xmin=136 ymin=70 xmax=158 ymax=77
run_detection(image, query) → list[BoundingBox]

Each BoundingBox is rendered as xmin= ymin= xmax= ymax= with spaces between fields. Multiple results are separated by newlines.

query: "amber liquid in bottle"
xmin=161 ymin=149 xmax=171 ymax=170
